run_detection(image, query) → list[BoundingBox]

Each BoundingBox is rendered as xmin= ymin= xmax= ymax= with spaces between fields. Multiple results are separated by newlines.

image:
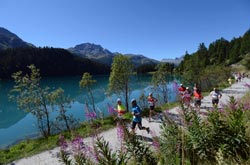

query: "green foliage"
xmin=160 ymin=96 xmax=250 ymax=164
xmin=95 ymin=137 xmax=122 ymax=165
xmin=208 ymin=38 xmax=230 ymax=64
xmin=240 ymin=29 xmax=250 ymax=55
xmin=10 ymin=64 xmax=52 ymax=137
xmin=59 ymin=150 xmax=72 ymax=165
xmin=9 ymin=65 xmax=78 ymax=137
xmin=152 ymin=63 xmax=173 ymax=103
xmin=49 ymin=88 xmax=79 ymax=132
xmin=79 ymin=72 xmax=97 ymax=113
xmin=136 ymin=63 xmax=157 ymax=74
xmin=241 ymin=53 xmax=250 ymax=70
xmin=176 ymin=29 xmax=250 ymax=88
xmin=228 ymin=37 xmax=241 ymax=64
xmin=125 ymin=136 xmax=157 ymax=164
xmin=159 ymin=113 xmax=183 ymax=164
xmin=199 ymin=65 xmax=231 ymax=91
xmin=108 ymin=54 xmax=134 ymax=111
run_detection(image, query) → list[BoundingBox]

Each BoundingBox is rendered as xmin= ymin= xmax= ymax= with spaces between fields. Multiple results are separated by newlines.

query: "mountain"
xmin=0 ymin=27 xmax=160 ymax=68
xmin=0 ymin=27 xmax=34 ymax=49
xmin=68 ymin=43 xmax=115 ymax=65
xmin=68 ymin=43 xmax=159 ymax=67
xmin=124 ymin=54 xmax=159 ymax=67
xmin=161 ymin=56 xmax=184 ymax=66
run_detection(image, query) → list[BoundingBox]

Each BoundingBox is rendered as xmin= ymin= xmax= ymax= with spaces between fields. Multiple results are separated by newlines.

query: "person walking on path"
xmin=147 ymin=92 xmax=158 ymax=122
xmin=131 ymin=98 xmax=150 ymax=134
xmin=210 ymin=88 xmax=222 ymax=107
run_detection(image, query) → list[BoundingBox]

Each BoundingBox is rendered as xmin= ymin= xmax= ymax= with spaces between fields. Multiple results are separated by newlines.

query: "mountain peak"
xmin=69 ymin=43 xmax=113 ymax=57
xmin=0 ymin=27 xmax=34 ymax=49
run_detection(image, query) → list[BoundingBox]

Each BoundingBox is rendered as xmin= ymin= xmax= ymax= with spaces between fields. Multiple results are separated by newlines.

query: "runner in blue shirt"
xmin=131 ymin=98 xmax=150 ymax=134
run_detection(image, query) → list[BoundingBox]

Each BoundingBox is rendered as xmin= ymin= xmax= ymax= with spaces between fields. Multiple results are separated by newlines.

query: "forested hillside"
xmin=0 ymin=47 xmax=110 ymax=78
xmin=176 ymin=29 xmax=250 ymax=90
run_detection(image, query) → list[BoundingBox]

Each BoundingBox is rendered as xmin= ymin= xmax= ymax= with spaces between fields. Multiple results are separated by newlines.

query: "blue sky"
xmin=1 ymin=0 xmax=250 ymax=61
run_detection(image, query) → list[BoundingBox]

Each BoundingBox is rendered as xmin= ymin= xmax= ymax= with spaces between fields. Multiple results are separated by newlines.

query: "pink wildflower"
xmin=84 ymin=103 xmax=97 ymax=120
xmin=72 ymin=135 xmax=85 ymax=153
xmin=243 ymin=102 xmax=250 ymax=111
xmin=85 ymin=111 xmax=97 ymax=119
xmin=59 ymin=134 xmax=68 ymax=151
xmin=116 ymin=123 xmax=125 ymax=142
xmin=107 ymin=103 xmax=116 ymax=115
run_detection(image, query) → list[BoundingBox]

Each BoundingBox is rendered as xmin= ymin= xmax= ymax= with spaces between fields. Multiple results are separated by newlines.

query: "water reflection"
xmin=0 ymin=80 xmax=27 ymax=129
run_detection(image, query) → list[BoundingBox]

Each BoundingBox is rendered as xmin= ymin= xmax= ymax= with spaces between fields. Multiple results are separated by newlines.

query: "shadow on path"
xmin=136 ymin=135 xmax=153 ymax=142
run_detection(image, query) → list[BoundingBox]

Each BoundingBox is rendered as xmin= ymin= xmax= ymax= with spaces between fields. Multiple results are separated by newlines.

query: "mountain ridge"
xmin=0 ymin=27 xmax=161 ymax=67
xmin=0 ymin=27 xmax=34 ymax=49
xmin=68 ymin=43 xmax=160 ymax=67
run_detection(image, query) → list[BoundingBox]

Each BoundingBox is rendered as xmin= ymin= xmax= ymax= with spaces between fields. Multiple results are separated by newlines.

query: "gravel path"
xmin=10 ymin=78 xmax=250 ymax=165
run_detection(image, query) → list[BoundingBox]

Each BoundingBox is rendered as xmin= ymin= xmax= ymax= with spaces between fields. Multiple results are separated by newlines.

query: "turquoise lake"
xmin=0 ymin=74 xmax=179 ymax=149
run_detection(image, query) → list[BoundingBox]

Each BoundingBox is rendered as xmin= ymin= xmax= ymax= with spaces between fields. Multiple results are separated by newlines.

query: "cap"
xmin=149 ymin=92 xmax=152 ymax=96
xmin=117 ymin=98 xmax=121 ymax=102
xmin=131 ymin=98 xmax=136 ymax=103
xmin=186 ymin=87 xmax=189 ymax=89
xmin=180 ymin=83 xmax=183 ymax=86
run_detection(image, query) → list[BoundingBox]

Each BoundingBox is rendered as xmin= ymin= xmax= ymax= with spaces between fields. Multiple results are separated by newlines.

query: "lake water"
xmin=0 ymin=74 xmax=179 ymax=149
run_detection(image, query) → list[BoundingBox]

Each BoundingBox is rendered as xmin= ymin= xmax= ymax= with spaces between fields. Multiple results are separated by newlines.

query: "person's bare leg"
xmin=149 ymin=110 xmax=152 ymax=122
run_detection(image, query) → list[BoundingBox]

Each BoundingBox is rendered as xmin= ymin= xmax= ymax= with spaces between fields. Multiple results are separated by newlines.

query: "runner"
xmin=193 ymin=88 xmax=203 ymax=109
xmin=209 ymin=88 xmax=222 ymax=107
xmin=147 ymin=92 xmax=158 ymax=122
xmin=130 ymin=99 xmax=150 ymax=134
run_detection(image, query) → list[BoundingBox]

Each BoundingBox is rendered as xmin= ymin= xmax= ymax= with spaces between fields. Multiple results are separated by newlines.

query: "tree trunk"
xmin=125 ymin=83 xmax=130 ymax=112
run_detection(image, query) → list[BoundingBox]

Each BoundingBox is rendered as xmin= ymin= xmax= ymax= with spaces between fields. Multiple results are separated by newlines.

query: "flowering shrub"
xmin=160 ymin=95 xmax=250 ymax=164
